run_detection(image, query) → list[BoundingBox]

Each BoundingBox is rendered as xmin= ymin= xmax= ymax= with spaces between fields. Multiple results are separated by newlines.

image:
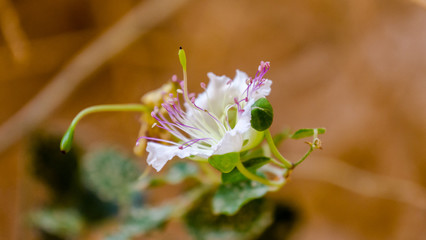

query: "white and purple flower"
xmin=139 ymin=61 xmax=272 ymax=171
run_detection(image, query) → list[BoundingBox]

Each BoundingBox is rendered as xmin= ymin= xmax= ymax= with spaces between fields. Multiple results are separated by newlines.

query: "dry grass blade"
xmin=0 ymin=0 xmax=190 ymax=154
xmin=0 ymin=0 xmax=30 ymax=63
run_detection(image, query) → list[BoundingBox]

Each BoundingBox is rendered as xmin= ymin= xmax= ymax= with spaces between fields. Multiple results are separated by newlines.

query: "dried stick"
xmin=410 ymin=0 xmax=426 ymax=9
xmin=0 ymin=0 xmax=30 ymax=63
xmin=297 ymin=157 xmax=426 ymax=211
xmin=0 ymin=0 xmax=190 ymax=154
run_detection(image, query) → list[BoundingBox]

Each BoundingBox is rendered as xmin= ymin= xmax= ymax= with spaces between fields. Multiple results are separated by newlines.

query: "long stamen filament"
xmin=177 ymin=47 xmax=227 ymax=140
xmin=60 ymin=104 xmax=149 ymax=153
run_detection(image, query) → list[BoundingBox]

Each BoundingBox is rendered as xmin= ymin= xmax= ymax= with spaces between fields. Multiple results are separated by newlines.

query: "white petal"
xmin=251 ymin=79 xmax=272 ymax=100
xmin=213 ymin=131 xmax=243 ymax=155
xmin=234 ymin=70 xmax=250 ymax=92
xmin=194 ymin=73 xmax=233 ymax=114
xmin=194 ymin=71 xmax=250 ymax=116
xmin=146 ymin=142 xmax=211 ymax=171
xmin=233 ymin=99 xmax=254 ymax=135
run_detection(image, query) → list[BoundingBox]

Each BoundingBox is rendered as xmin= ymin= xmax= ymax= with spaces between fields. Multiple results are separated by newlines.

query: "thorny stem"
xmin=264 ymin=129 xmax=293 ymax=169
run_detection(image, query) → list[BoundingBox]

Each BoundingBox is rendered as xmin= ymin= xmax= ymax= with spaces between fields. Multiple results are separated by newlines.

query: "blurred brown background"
xmin=1 ymin=0 xmax=426 ymax=239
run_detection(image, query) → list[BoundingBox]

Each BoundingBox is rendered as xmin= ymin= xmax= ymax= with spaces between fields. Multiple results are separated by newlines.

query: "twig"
xmin=409 ymin=0 xmax=426 ymax=9
xmin=0 ymin=0 xmax=191 ymax=154
xmin=297 ymin=157 xmax=426 ymax=211
xmin=0 ymin=0 xmax=30 ymax=63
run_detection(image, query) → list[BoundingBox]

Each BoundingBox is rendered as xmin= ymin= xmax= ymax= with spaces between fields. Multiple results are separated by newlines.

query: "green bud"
xmin=60 ymin=126 xmax=75 ymax=154
xmin=250 ymin=98 xmax=273 ymax=131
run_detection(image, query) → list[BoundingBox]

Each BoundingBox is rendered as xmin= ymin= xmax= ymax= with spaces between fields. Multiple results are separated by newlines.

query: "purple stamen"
xmin=179 ymin=137 xmax=211 ymax=150
xmin=146 ymin=61 xmax=271 ymax=154
xmin=136 ymin=136 xmax=179 ymax=146
xmin=172 ymin=74 xmax=178 ymax=82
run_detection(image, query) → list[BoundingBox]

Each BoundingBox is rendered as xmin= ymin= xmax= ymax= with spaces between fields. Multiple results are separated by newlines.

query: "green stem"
xmin=235 ymin=160 xmax=281 ymax=187
xmin=269 ymin=158 xmax=286 ymax=168
xmin=60 ymin=104 xmax=149 ymax=153
xmin=264 ymin=129 xmax=293 ymax=169
xmin=293 ymin=146 xmax=314 ymax=168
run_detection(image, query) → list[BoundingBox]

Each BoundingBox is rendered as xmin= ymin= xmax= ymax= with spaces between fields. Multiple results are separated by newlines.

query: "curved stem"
xmin=293 ymin=146 xmax=314 ymax=168
xmin=265 ymin=129 xmax=293 ymax=169
xmin=60 ymin=104 xmax=149 ymax=152
xmin=269 ymin=157 xmax=286 ymax=168
xmin=69 ymin=104 xmax=149 ymax=129
xmin=235 ymin=160 xmax=281 ymax=187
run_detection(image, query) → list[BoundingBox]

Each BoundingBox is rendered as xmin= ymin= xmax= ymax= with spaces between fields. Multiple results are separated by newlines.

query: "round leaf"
xmin=251 ymin=98 xmax=273 ymax=131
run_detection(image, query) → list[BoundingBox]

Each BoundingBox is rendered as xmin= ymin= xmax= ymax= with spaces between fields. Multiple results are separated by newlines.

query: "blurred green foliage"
xmin=28 ymin=133 xmax=300 ymax=239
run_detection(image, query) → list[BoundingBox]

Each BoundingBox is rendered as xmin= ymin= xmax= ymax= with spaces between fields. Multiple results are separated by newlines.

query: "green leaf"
xmin=240 ymin=148 xmax=264 ymax=161
xmin=250 ymin=98 xmax=273 ymax=131
xmin=107 ymin=186 xmax=209 ymax=240
xmin=208 ymin=152 xmax=240 ymax=173
xmin=212 ymin=180 xmax=269 ymax=215
xmin=82 ymin=149 xmax=141 ymax=205
xmin=106 ymin=205 xmax=173 ymax=240
xmin=185 ymin=192 xmax=274 ymax=240
xmin=29 ymin=208 xmax=83 ymax=238
xmin=222 ymin=157 xmax=270 ymax=183
xmin=291 ymin=128 xmax=326 ymax=139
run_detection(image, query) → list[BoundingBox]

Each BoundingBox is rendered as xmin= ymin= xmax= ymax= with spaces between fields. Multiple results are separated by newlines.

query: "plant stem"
xmin=60 ymin=104 xmax=149 ymax=152
xmin=293 ymin=146 xmax=314 ymax=168
xmin=264 ymin=129 xmax=293 ymax=169
xmin=235 ymin=160 xmax=281 ymax=187
xmin=70 ymin=104 xmax=148 ymax=128
xmin=269 ymin=158 xmax=286 ymax=168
